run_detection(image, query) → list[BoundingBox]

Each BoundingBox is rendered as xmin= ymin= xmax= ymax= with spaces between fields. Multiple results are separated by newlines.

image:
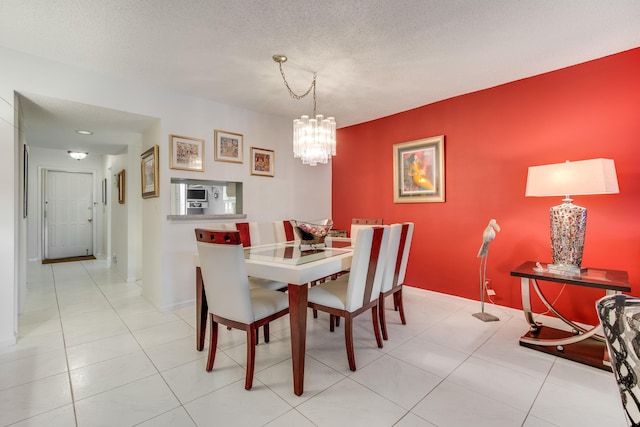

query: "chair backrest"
xmin=273 ymin=220 xmax=296 ymax=243
xmin=596 ymin=294 xmax=640 ymax=426
xmin=350 ymin=218 xmax=383 ymax=247
xmin=380 ymin=224 xmax=403 ymax=293
xmin=395 ymin=222 xmax=414 ymax=287
xmin=195 ymin=229 xmax=255 ymax=323
xmin=234 ymin=222 xmax=258 ymax=247
xmin=345 ymin=225 xmax=389 ymax=312
xmin=254 ymin=222 xmax=277 ymax=245
xmin=380 ymin=222 xmax=414 ymax=293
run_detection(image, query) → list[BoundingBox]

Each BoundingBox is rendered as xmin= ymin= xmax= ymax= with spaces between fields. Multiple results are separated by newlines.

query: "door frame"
xmin=40 ymin=167 xmax=97 ymax=261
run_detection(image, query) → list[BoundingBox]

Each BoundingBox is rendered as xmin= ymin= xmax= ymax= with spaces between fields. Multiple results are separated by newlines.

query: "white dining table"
xmin=195 ymin=239 xmax=353 ymax=396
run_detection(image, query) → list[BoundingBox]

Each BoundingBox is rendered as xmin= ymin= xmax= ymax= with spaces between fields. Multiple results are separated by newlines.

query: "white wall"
xmin=106 ymin=152 xmax=129 ymax=278
xmin=0 ymin=46 xmax=332 ymax=345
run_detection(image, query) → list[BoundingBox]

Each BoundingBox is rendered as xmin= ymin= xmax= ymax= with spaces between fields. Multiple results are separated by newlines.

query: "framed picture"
xmin=141 ymin=145 xmax=159 ymax=198
xmin=170 ymin=134 xmax=204 ymax=171
xmin=250 ymin=147 xmax=275 ymax=177
xmin=393 ymin=135 xmax=445 ymax=203
xmin=117 ymin=169 xmax=126 ymax=204
xmin=214 ymin=129 xmax=243 ymax=163
xmin=23 ymin=144 xmax=28 ymax=218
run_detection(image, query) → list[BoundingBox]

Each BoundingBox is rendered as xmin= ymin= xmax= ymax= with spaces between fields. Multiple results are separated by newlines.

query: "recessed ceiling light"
xmin=75 ymin=130 xmax=93 ymax=135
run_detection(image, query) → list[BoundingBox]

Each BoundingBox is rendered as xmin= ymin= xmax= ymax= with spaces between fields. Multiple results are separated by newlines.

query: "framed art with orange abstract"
xmin=392 ymin=135 xmax=445 ymax=203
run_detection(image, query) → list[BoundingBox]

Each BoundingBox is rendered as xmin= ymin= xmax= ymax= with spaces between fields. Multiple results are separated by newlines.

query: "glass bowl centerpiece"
xmin=290 ymin=219 xmax=333 ymax=248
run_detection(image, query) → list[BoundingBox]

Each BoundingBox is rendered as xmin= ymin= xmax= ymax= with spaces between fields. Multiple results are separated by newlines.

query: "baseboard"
xmin=0 ymin=335 xmax=17 ymax=349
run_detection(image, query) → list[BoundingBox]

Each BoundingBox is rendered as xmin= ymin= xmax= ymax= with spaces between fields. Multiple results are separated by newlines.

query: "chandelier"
xmin=273 ymin=54 xmax=336 ymax=166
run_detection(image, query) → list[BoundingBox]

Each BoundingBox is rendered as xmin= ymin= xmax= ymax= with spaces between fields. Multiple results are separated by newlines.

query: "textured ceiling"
xmin=2 ymin=0 xmax=640 ymax=154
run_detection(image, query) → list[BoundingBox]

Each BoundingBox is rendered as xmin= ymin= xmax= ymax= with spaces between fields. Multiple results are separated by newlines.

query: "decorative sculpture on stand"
xmin=473 ymin=219 xmax=501 ymax=322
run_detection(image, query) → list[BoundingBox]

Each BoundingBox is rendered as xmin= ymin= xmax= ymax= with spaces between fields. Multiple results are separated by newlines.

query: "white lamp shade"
xmin=525 ymin=158 xmax=619 ymax=197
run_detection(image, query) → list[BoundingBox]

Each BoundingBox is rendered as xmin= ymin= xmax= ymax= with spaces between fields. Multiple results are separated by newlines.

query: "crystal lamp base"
xmin=549 ymin=199 xmax=587 ymax=271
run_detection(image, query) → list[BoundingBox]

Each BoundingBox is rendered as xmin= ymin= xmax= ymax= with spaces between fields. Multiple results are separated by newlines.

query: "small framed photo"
xmin=250 ymin=147 xmax=275 ymax=177
xmin=23 ymin=145 xmax=28 ymax=218
xmin=393 ymin=135 xmax=445 ymax=203
xmin=214 ymin=129 xmax=243 ymax=163
xmin=141 ymin=145 xmax=159 ymax=198
xmin=170 ymin=134 xmax=204 ymax=171
xmin=117 ymin=169 xmax=126 ymax=204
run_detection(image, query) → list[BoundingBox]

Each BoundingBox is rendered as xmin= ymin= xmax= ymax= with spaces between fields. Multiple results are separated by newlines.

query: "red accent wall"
xmin=332 ymin=47 xmax=640 ymax=325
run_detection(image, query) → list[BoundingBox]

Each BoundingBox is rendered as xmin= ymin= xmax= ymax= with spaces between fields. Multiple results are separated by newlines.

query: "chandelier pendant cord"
xmin=277 ymin=61 xmax=317 ymax=116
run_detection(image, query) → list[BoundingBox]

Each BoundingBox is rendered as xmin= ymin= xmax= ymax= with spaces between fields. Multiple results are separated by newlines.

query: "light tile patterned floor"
xmin=0 ymin=259 xmax=628 ymax=426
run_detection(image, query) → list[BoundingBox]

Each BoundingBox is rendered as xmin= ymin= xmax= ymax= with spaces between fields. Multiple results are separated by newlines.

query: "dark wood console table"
xmin=511 ymin=261 xmax=630 ymax=371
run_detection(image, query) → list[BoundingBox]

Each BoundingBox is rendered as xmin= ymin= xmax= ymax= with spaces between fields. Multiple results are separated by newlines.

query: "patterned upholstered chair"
xmin=596 ymin=294 xmax=640 ymax=426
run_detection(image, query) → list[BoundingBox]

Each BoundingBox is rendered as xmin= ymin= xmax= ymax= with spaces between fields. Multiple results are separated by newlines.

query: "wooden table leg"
xmin=288 ymin=283 xmax=308 ymax=396
xmin=196 ymin=267 xmax=208 ymax=351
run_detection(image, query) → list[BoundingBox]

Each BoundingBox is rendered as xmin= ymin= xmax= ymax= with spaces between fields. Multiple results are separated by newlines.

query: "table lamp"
xmin=525 ymin=158 xmax=619 ymax=275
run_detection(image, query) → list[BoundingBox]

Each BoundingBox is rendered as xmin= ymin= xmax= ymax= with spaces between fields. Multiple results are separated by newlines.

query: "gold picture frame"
xmin=141 ymin=145 xmax=159 ymax=198
xmin=214 ymin=129 xmax=243 ymax=163
xmin=170 ymin=134 xmax=204 ymax=171
xmin=393 ymin=135 xmax=445 ymax=203
xmin=117 ymin=169 xmax=126 ymax=204
xmin=250 ymin=147 xmax=274 ymax=177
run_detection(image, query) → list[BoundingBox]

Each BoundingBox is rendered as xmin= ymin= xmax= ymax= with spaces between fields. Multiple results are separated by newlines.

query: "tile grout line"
xmin=60 ymin=261 xmax=205 ymax=425
xmin=81 ymin=261 xmax=195 ymax=426
xmin=519 ymin=357 xmax=559 ymax=427
xmin=50 ymin=263 xmax=81 ymax=427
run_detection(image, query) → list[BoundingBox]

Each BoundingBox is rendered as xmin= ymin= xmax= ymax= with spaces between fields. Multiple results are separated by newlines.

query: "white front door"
xmin=44 ymin=170 xmax=94 ymax=259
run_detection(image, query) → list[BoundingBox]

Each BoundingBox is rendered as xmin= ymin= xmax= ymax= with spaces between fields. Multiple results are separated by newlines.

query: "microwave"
xmin=187 ymin=188 xmax=207 ymax=202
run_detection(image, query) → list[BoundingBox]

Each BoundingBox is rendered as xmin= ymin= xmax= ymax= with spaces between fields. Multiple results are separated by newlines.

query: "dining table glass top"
xmin=244 ymin=241 xmax=352 ymax=266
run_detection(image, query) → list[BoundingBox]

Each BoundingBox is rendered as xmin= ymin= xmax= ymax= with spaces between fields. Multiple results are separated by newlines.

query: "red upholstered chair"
xmin=307 ymin=225 xmax=389 ymax=371
xmin=378 ymin=222 xmax=413 ymax=340
xmin=195 ymin=229 xmax=289 ymax=390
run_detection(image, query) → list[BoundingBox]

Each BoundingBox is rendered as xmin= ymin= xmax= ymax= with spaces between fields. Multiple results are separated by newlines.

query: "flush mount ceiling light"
xmin=68 ymin=151 xmax=88 ymax=160
xmin=75 ymin=130 xmax=93 ymax=135
xmin=273 ymin=54 xmax=336 ymax=166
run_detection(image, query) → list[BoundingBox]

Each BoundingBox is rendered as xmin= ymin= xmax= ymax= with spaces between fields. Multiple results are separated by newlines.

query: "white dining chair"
xmin=307 ymin=225 xmax=389 ymax=371
xmin=323 ymin=217 xmax=384 ymax=324
xmin=273 ymin=220 xmax=296 ymax=243
xmin=350 ymin=217 xmax=383 ymax=247
xmin=378 ymin=222 xmax=414 ymax=340
xmin=195 ymin=228 xmax=290 ymax=390
xmin=232 ymin=221 xmax=287 ymax=292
